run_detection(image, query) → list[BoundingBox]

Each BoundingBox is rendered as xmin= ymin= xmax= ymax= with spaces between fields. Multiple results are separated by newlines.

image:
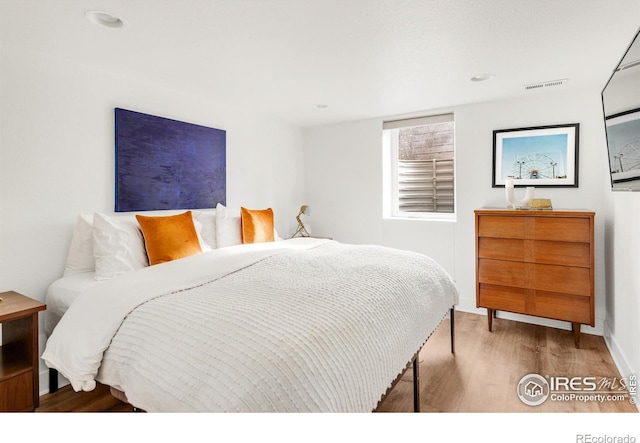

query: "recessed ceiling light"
xmin=85 ymin=10 xmax=125 ymax=28
xmin=470 ymin=74 xmax=495 ymax=82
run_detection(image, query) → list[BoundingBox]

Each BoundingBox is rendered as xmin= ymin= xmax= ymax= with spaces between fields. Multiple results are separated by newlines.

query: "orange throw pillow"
xmin=136 ymin=211 xmax=202 ymax=265
xmin=240 ymin=207 xmax=275 ymax=244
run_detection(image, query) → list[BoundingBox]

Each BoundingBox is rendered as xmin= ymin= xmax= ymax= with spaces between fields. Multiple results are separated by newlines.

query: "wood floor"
xmin=377 ymin=311 xmax=637 ymax=413
xmin=36 ymin=311 xmax=637 ymax=413
xmin=37 ymin=383 xmax=132 ymax=412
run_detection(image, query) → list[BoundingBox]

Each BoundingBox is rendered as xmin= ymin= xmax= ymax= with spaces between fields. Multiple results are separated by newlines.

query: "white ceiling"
xmin=1 ymin=0 xmax=639 ymax=127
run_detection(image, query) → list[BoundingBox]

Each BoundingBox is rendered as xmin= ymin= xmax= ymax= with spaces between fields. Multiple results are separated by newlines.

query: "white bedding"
xmin=44 ymin=272 xmax=101 ymax=336
xmin=43 ymin=238 xmax=458 ymax=412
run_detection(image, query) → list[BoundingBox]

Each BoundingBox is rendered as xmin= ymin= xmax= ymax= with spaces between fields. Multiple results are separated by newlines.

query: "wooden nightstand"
xmin=0 ymin=291 xmax=46 ymax=411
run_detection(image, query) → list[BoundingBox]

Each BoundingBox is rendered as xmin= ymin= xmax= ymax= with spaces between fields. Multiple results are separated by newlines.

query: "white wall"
xmin=0 ymin=43 xmax=305 ymax=391
xmin=303 ymin=86 xmax=639 ymax=378
xmin=600 ymin=52 xmax=640 ymax=382
xmin=604 ymin=195 xmax=640 ymax=382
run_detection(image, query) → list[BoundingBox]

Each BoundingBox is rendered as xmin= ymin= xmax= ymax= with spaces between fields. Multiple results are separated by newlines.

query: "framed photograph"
xmin=492 ymin=123 xmax=580 ymax=187
xmin=605 ymin=107 xmax=640 ymax=186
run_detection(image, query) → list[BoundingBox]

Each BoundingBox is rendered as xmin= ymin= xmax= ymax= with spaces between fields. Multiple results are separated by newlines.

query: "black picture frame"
xmin=492 ymin=123 xmax=580 ymax=188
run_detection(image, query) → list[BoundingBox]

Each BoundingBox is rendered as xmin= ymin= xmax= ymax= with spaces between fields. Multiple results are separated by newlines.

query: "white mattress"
xmin=44 ymin=272 xmax=101 ymax=336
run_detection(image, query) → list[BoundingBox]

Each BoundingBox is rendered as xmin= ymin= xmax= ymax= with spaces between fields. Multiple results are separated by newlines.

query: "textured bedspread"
xmin=43 ymin=239 xmax=458 ymax=412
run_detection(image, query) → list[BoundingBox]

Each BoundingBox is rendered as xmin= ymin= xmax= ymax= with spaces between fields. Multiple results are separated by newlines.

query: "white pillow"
xmin=63 ymin=214 xmax=95 ymax=276
xmin=92 ymin=212 xmax=149 ymax=281
xmin=192 ymin=218 xmax=212 ymax=252
xmin=192 ymin=209 xmax=217 ymax=249
xmin=215 ymin=203 xmax=242 ymax=248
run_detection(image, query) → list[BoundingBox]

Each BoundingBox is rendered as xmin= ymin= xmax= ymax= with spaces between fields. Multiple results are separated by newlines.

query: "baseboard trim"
xmin=454 ymin=303 xmax=604 ymax=336
xmin=603 ymin=323 xmax=639 ymax=412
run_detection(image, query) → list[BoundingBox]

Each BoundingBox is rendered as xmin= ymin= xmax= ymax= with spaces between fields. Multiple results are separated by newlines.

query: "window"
xmin=383 ymin=114 xmax=455 ymax=219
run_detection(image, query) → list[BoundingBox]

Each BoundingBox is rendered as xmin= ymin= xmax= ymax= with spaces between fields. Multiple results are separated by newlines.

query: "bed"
xmin=42 ymin=207 xmax=459 ymax=412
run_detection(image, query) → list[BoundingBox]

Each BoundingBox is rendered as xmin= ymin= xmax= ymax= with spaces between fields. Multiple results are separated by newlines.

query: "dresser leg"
xmin=572 ymin=322 xmax=581 ymax=348
xmin=487 ymin=308 xmax=494 ymax=331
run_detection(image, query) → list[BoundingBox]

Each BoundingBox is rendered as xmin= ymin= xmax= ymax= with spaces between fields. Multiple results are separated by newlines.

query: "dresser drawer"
xmin=477 ymin=214 xmax=591 ymax=242
xmin=478 ymin=284 xmax=592 ymax=324
xmin=533 ymin=217 xmax=591 ymax=242
xmin=478 ymin=237 xmax=591 ymax=267
xmin=477 ymin=215 xmax=527 ymax=239
xmin=533 ymin=290 xmax=592 ymax=324
xmin=478 ymin=284 xmax=527 ymax=312
xmin=478 ymin=259 xmax=591 ymax=296
xmin=0 ymin=370 xmax=33 ymax=412
xmin=478 ymin=259 xmax=528 ymax=288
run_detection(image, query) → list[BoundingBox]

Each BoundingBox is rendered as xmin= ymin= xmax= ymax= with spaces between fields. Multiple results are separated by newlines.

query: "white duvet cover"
xmin=43 ymin=239 xmax=458 ymax=412
xmin=44 ymin=272 xmax=100 ymax=336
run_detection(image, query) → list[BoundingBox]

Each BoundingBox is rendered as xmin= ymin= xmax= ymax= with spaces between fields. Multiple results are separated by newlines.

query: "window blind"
xmin=398 ymin=158 xmax=454 ymax=213
xmin=383 ymin=113 xmax=454 ymax=130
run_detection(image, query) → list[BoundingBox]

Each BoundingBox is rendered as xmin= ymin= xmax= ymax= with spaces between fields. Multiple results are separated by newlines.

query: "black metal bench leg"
xmin=450 ymin=307 xmax=455 ymax=354
xmin=412 ymin=356 xmax=420 ymax=412
xmin=48 ymin=368 xmax=59 ymax=393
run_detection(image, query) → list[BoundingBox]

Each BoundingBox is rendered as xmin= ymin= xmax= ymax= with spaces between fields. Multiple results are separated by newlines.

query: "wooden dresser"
xmin=475 ymin=209 xmax=595 ymax=347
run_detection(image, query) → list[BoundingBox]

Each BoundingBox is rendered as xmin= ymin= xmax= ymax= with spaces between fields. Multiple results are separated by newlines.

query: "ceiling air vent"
xmin=523 ymin=78 xmax=568 ymax=91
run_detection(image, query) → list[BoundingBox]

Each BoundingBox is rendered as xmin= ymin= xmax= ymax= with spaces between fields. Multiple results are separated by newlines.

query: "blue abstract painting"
xmin=115 ymin=108 xmax=226 ymax=212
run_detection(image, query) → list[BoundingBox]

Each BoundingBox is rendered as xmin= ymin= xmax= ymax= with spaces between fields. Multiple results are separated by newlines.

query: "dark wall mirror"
xmin=602 ymin=27 xmax=640 ymax=191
